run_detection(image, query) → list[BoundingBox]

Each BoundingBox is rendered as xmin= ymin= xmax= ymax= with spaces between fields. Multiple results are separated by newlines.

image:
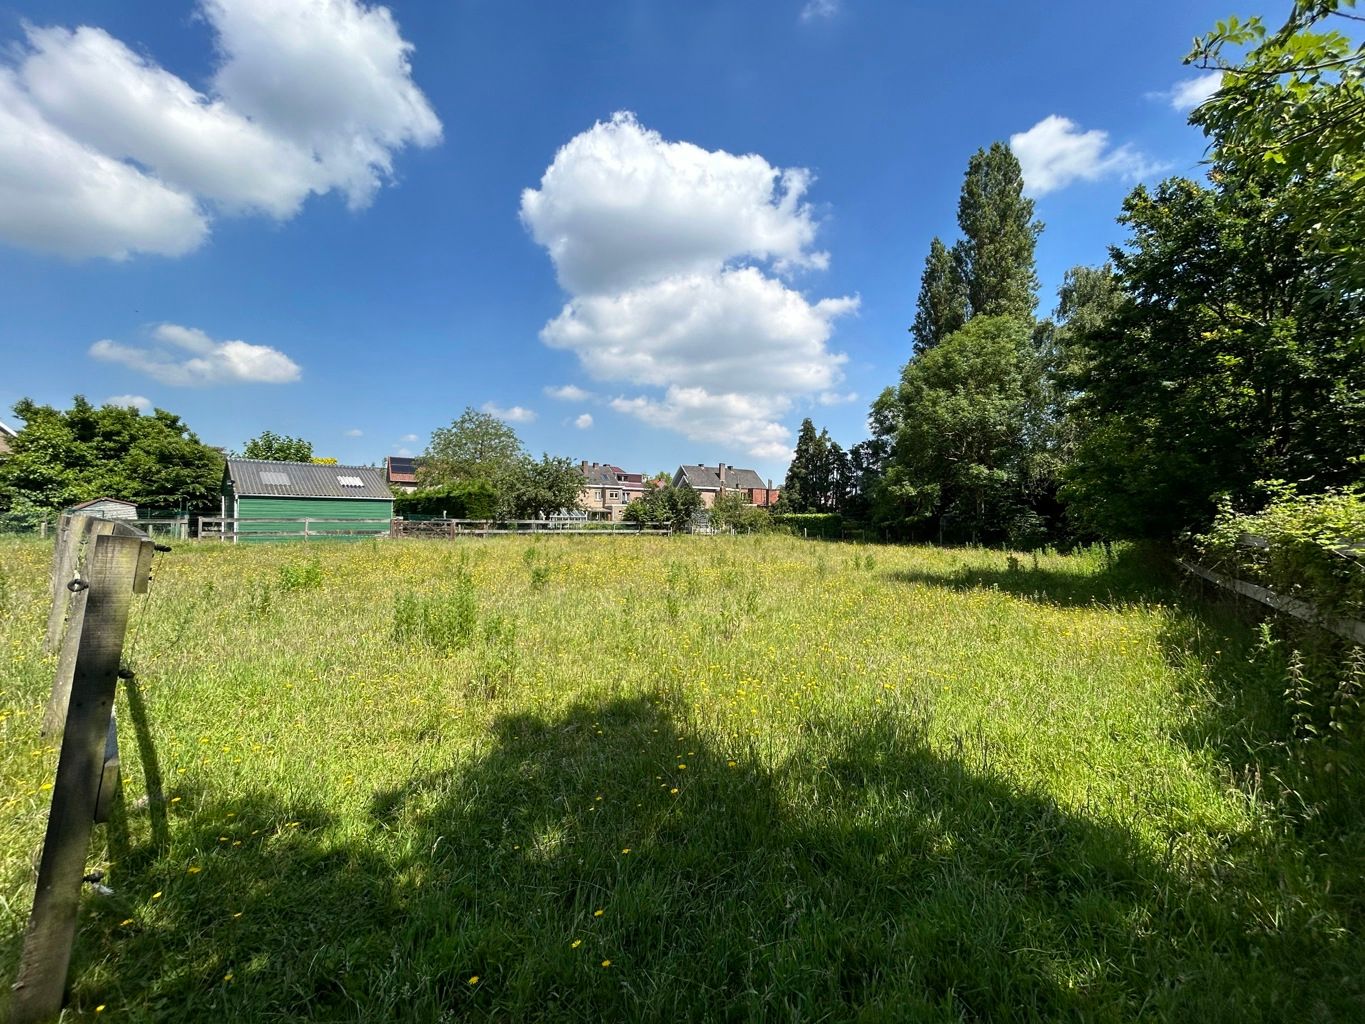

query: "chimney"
xmin=580 ymin=460 xmax=588 ymax=471
xmin=717 ymin=463 xmax=726 ymax=485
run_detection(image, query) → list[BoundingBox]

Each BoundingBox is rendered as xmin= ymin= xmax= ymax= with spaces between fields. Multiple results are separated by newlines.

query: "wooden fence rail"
xmin=1177 ymin=556 xmax=1365 ymax=646
xmin=392 ymin=518 xmax=673 ymax=538
xmin=11 ymin=515 xmax=158 ymax=1024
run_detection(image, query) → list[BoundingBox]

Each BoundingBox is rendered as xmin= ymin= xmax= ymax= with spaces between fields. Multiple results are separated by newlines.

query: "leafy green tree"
xmin=0 ymin=397 xmax=223 ymax=524
xmin=505 ymin=455 xmax=585 ymax=520
xmin=884 ymin=317 xmax=1047 ymax=542
xmin=242 ymin=430 xmax=313 ymax=462
xmin=421 ymin=408 xmax=527 ymax=489
xmin=1064 ymin=173 xmax=1365 ymax=538
xmin=624 ymin=481 xmax=702 ymax=528
xmin=1188 ymin=1 xmax=1363 ymax=289
xmin=910 ymin=236 xmax=969 ymax=354
xmin=955 ymin=142 xmax=1042 ymax=321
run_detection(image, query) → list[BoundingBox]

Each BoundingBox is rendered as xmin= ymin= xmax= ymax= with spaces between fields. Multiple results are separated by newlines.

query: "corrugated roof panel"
xmin=226 ymin=459 xmax=392 ymax=499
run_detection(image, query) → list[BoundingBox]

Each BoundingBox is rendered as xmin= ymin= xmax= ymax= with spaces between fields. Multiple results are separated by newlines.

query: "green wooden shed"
xmin=222 ymin=459 xmax=393 ymax=541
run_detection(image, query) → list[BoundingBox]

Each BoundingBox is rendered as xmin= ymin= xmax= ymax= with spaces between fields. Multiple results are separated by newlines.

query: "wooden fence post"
xmin=43 ymin=521 xmax=118 ymax=737
xmin=44 ymin=515 xmax=84 ymax=654
xmin=11 ymin=528 xmax=152 ymax=1024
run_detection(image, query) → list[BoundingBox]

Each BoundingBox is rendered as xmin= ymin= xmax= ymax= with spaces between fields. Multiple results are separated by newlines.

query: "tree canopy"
xmin=0 ymin=397 xmax=223 ymax=525
xmin=420 ymin=408 xmax=527 ymax=488
xmin=955 ymin=142 xmax=1042 ymax=322
xmin=242 ymin=431 xmax=314 ymax=462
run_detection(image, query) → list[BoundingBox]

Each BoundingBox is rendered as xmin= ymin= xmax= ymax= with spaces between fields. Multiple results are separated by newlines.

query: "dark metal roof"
xmin=225 ymin=459 xmax=393 ymax=500
xmin=675 ymin=465 xmax=768 ymax=491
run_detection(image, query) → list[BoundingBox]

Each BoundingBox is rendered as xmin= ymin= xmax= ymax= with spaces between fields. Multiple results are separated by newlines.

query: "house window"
xmin=260 ymin=471 xmax=291 ymax=485
xmin=608 ymin=490 xmax=620 ymax=500
xmin=337 ymin=475 xmax=364 ymax=487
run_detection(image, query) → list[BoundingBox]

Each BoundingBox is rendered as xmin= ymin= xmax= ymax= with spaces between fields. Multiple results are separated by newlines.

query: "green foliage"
xmin=910 ymin=236 xmax=968 ymax=354
xmin=504 ymin=454 xmax=584 ymax=520
xmin=708 ymin=492 xmax=772 ymax=533
xmin=623 ymin=481 xmax=701 ymax=528
xmin=1195 ymin=484 xmax=1365 ymax=623
xmin=1064 ymin=173 xmax=1364 ymax=539
xmin=955 ymin=142 xmax=1043 ymax=321
xmin=392 ymin=569 xmax=478 ymax=652
xmin=780 ymin=418 xmax=853 ymax=514
xmin=0 ymin=396 xmax=223 ymax=525
xmin=277 ymin=557 xmax=323 ymax=593
xmin=1188 ymin=1 xmax=1364 ymax=290
xmin=392 ymin=482 xmax=499 ymax=520
xmin=420 ymin=408 xmax=527 ymax=489
xmin=769 ymin=512 xmax=843 ymax=538
xmin=417 ymin=410 xmax=580 ymax=520
xmin=884 ymin=316 xmax=1049 ymax=543
xmin=242 ymin=431 xmax=313 ymax=462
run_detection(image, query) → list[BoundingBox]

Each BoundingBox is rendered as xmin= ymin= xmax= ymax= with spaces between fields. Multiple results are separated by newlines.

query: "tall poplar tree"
xmin=910 ymin=236 xmax=968 ymax=354
xmin=955 ymin=142 xmax=1042 ymax=321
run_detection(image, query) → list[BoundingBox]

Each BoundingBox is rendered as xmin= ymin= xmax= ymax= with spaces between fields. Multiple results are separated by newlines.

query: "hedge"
xmin=770 ymin=513 xmax=843 ymax=539
xmin=392 ymin=483 xmax=498 ymax=520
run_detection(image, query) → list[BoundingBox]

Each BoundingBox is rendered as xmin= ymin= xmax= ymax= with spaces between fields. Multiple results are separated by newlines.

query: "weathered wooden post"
xmin=12 ymin=523 xmax=154 ymax=1024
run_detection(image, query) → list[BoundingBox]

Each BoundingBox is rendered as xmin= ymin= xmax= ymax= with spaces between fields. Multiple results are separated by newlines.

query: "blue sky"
xmin=0 ymin=0 xmax=1236 ymax=480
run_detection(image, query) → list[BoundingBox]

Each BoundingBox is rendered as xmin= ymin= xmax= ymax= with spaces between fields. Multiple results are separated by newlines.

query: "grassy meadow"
xmin=1 ymin=534 xmax=1363 ymax=1021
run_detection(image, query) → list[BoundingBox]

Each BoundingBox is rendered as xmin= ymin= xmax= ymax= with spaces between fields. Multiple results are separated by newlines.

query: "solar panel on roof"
xmin=260 ymin=471 xmax=291 ymax=485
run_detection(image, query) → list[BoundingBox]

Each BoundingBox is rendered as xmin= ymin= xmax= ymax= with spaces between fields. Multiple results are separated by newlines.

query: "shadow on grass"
xmin=21 ymin=691 xmax=1358 ymax=1021
xmin=887 ymin=543 xmax=1173 ymax=608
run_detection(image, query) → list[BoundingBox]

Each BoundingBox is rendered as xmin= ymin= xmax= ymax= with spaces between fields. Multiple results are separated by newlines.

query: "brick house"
xmin=578 ymin=461 xmax=648 ymax=520
xmin=672 ymin=464 xmax=780 ymax=508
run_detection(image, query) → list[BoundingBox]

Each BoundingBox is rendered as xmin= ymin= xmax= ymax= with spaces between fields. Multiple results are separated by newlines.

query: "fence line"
xmin=12 ymin=516 xmax=159 ymax=1024
xmin=392 ymin=518 xmax=673 ymax=539
xmin=1176 ymin=557 xmax=1365 ymax=645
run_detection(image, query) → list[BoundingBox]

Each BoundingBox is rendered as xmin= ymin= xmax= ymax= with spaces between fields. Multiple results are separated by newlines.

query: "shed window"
xmin=260 ymin=471 xmax=291 ymax=485
xmin=337 ymin=475 xmax=364 ymax=487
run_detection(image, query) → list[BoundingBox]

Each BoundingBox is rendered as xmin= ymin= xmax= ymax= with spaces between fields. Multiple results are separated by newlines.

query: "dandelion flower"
xmin=601 ymin=960 xmax=612 ymax=968
xmin=594 ymin=909 xmax=604 ymax=917
xmin=468 ymin=975 xmax=479 ymax=985
xmin=95 ymin=1006 xmax=106 ymax=1013
xmin=670 ymin=788 xmax=679 ymax=795
xmin=571 ymin=939 xmax=582 ymax=948
xmin=621 ymin=847 xmax=631 ymax=854
xmin=223 ymin=972 xmax=234 ymax=982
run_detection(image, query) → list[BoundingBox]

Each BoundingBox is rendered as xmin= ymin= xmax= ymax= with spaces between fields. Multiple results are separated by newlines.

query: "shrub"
xmin=1193 ymin=485 xmax=1365 ymax=624
xmin=770 ymin=513 xmax=843 ymax=539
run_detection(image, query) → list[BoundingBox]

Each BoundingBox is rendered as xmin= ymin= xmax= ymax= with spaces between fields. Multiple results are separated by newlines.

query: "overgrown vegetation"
xmin=1195 ymin=485 xmax=1365 ymax=623
xmin=3 ymin=535 xmax=1363 ymax=1021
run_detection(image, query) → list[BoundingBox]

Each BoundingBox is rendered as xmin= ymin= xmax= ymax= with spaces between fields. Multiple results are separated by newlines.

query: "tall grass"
xmin=1 ymin=535 xmax=1362 ymax=1021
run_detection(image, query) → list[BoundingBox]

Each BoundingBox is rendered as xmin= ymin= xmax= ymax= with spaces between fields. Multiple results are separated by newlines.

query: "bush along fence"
xmin=11 ymin=514 xmax=164 ymax=1024
xmin=1180 ymin=488 xmax=1365 ymax=645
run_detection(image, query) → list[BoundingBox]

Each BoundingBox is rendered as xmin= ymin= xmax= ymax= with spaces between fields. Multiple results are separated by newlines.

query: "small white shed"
xmin=68 ymin=497 xmax=138 ymax=521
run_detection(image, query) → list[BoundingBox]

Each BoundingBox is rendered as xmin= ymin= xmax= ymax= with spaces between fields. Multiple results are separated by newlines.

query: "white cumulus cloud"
xmin=801 ymin=0 xmax=841 ymax=21
xmin=90 ymin=323 xmax=301 ymax=385
xmin=1160 ymin=73 xmax=1223 ymax=111
xmin=481 ymin=402 xmax=536 ymax=423
xmin=574 ymin=413 xmax=593 ymax=429
xmin=544 ymin=383 xmax=592 ymax=401
xmin=344 ymin=428 xmax=364 ymax=437
xmin=521 ymin=112 xmax=855 ymax=460
xmin=0 ymin=0 xmax=440 ymax=260
xmin=1010 ymin=115 xmax=1164 ymax=196
xmin=399 ymin=433 xmax=419 ymax=442
xmin=103 ymin=394 xmax=152 ymax=411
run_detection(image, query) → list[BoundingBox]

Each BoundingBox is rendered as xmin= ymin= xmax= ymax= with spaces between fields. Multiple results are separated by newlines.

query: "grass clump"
xmin=392 ymin=569 xmax=478 ymax=652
